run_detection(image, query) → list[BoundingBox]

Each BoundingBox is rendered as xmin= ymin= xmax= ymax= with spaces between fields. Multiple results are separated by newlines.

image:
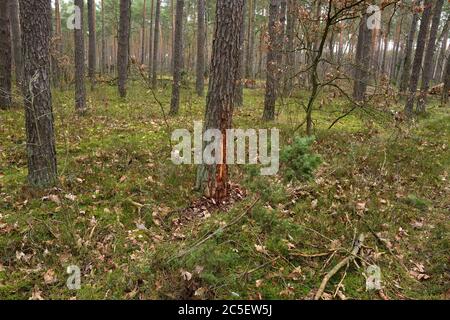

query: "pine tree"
xmin=20 ymin=0 xmax=57 ymax=187
xmin=0 ymin=0 xmax=12 ymax=108
xmin=196 ymin=0 xmax=245 ymax=200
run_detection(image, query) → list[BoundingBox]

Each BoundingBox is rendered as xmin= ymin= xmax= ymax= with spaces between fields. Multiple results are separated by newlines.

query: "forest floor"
xmin=0 ymin=81 xmax=449 ymax=300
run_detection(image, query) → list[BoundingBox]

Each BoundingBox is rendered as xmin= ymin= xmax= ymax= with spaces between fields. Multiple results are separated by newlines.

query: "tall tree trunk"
xmin=101 ymin=0 xmax=106 ymax=75
xmin=389 ymin=16 xmax=403 ymax=83
xmin=278 ymin=0 xmax=286 ymax=78
xmin=245 ymin=0 xmax=255 ymax=79
xmin=195 ymin=0 xmax=206 ymax=96
xmin=118 ymin=0 xmax=131 ymax=97
xmin=263 ymin=0 xmax=281 ymax=121
xmin=258 ymin=24 xmax=264 ymax=79
xmin=234 ymin=0 xmax=247 ymax=108
xmin=74 ymin=0 xmax=86 ymax=113
xmin=381 ymin=6 xmax=396 ymax=76
xmin=0 ymin=0 xmax=12 ymax=108
xmin=433 ymin=19 xmax=449 ymax=83
xmin=285 ymin=0 xmax=295 ymax=92
xmin=371 ymin=27 xmax=380 ymax=74
xmin=170 ymin=0 xmax=184 ymax=115
xmin=9 ymin=0 xmax=23 ymax=88
xmin=170 ymin=0 xmax=175 ymax=73
xmin=416 ymin=0 xmax=444 ymax=113
xmin=353 ymin=14 xmax=372 ymax=101
xmin=88 ymin=0 xmax=97 ymax=86
xmin=140 ymin=0 xmax=146 ymax=65
xmin=148 ymin=0 xmax=155 ymax=72
xmin=20 ymin=0 xmax=57 ymax=187
xmin=54 ymin=0 xmax=63 ymax=84
xmin=400 ymin=1 xmax=419 ymax=93
xmin=405 ymin=0 xmax=433 ymax=117
xmin=441 ymin=51 xmax=450 ymax=106
xmin=151 ymin=0 xmax=161 ymax=87
xmin=196 ymin=0 xmax=245 ymax=200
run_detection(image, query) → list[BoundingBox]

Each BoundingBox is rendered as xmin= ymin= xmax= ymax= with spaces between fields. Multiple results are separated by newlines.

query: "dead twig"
xmin=314 ymin=233 xmax=365 ymax=300
xmin=290 ymin=250 xmax=336 ymax=258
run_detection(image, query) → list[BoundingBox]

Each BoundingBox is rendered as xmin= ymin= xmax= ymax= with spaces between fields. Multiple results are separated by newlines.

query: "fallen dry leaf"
xmin=43 ymin=269 xmax=57 ymax=284
xmin=255 ymin=244 xmax=269 ymax=255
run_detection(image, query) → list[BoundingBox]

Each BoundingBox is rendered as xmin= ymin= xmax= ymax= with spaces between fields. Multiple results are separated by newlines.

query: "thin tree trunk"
xmin=196 ymin=0 xmax=245 ymax=200
xmin=371 ymin=27 xmax=380 ymax=75
xmin=285 ymin=0 xmax=295 ymax=91
xmin=245 ymin=0 xmax=255 ymax=79
xmin=148 ymin=0 xmax=154 ymax=71
xmin=441 ymin=51 xmax=450 ymax=106
xmin=263 ymin=0 xmax=281 ymax=121
xmin=118 ymin=0 xmax=131 ymax=97
xmin=170 ymin=0 xmax=175 ymax=73
xmin=88 ymin=0 xmax=97 ymax=86
xmin=381 ymin=5 xmax=396 ymax=75
xmin=0 ymin=0 xmax=11 ymax=108
xmin=74 ymin=0 xmax=86 ymax=113
xmin=140 ymin=0 xmax=146 ymax=65
xmin=54 ymin=0 xmax=63 ymax=84
xmin=433 ymin=19 xmax=449 ymax=83
xmin=417 ymin=0 xmax=444 ymax=113
xmin=101 ymin=0 xmax=106 ymax=75
xmin=389 ymin=16 xmax=403 ymax=83
xmin=400 ymin=1 xmax=419 ymax=93
xmin=170 ymin=0 xmax=184 ymax=115
xmin=20 ymin=0 xmax=57 ymax=187
xmin=151 ymin=0 xmax=161 ymax=88
xmin=353 ymin=14 xmax=372 ymax=101
xmin=234 ymin=0 xmax=247 ymax=108
xmin=9 ymin=0 xmax=23 ymax=88
xmin=195 ymin=0 xmax=206 ymax=96
xmin=258 ymin=24 xmax=264 ymax=79
xmin=405 ymin=0 xmax=433 ymax=116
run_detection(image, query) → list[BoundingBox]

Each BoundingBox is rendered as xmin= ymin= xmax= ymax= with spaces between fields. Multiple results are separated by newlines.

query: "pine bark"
xmin=88 ymin=0 xmax=97 ymax=85
xmin=400 ymin=2 xmax=419 ymax=93
xmin=442 ymin=52 xmax=450 ymax=106
xmin=74 ymin=0 xmax=86 ymax=112
xmin=170 ymin=0 xmax=184 ymax=115
xmin=245 ymin=0 xmax=255 ymax=79
xmin=101 ymin=0 xmax=106 ymax=74
xmin=54 ymin=0 xmax=63 ymax=84
xmin=118 ymin=0 xmax=131 ymax=97
xmin=140 ymin=0 xmax=146 ymax=65
xmin=417 ymin=0 xmax=444 ymax=113
xmin=148 ymin=0 xmax=155 ymax=73
xmin=389 ymin=16 xmax=403 ymax=83
xmin=405 ymin=0 xmax=433 ymax=116
xmin=234 ymin=0 xmax=247 ymax=108
xmin=0 ymin=0 xmax=12 ymax=108
xmin=433 ymin=19 xmax=449 ymax=83
xmin=196 ymin=0 xmax=245 ymax=200
xmin=20 ymin=0 xmax=57 ymax=187
xmin=9 ymin=0 xmax=23 ymax=87
xmin=381 ymin=6 xmax=396 ymax=75
xmin=195 ymin=0 xmax=206 ymax=97
xmin=353 ymin=14 xmax=372 ymax=101
xmin=151 ymin=0 xmax=161 ymax=87
xmin=263 ymin=0 xmax=281 ymax=121
xmin=285 ymin=0 xmax=295 ymax=91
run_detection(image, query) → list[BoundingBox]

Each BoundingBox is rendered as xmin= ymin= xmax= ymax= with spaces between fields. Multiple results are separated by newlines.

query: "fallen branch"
xmin=314 ymin=233 xmax=365 ymax=300
xmin=290 ymin=251 xmax=335 ymax=258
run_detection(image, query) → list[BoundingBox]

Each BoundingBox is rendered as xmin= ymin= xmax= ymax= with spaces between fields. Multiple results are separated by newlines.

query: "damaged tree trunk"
xmin=196 ymin=0 xmax=245 ymax=201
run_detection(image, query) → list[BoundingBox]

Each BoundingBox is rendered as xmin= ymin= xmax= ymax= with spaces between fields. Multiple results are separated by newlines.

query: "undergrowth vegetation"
xmin=0 ymin=82 xmax=449 ymax=300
